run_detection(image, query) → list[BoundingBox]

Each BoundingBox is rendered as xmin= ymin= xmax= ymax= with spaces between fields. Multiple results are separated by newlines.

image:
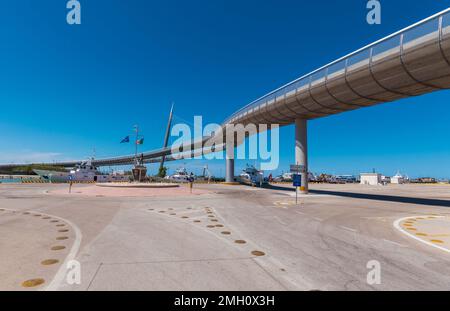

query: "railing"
xmin=224 ymin=8 xmax=450 ymax=124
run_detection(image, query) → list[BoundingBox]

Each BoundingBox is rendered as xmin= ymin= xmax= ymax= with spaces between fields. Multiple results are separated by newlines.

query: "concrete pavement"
xmin=1 ymin=183 xmax=450 ymax=291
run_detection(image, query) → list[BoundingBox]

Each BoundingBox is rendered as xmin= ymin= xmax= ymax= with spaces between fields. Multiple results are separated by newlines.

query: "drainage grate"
xmin=56 ymin=236 xmax=68 ymax=240
xmin=234 ymin=240 xmax=246 ymax=244
xmin=221 ymin=231 xmax=231 ymax=235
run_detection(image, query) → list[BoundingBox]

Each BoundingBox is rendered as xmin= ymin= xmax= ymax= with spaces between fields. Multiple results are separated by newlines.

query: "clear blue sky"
xmin=1 ymin=0 xmax=449 ymax=178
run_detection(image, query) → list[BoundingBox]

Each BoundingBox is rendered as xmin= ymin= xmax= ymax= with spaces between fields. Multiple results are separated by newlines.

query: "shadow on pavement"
xmin=265 ymin=184 xmax=450 ymax=208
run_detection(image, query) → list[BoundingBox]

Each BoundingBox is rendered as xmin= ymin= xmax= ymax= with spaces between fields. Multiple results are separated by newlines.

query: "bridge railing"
xmin=224 ymin=8 xmax=450 ymax=124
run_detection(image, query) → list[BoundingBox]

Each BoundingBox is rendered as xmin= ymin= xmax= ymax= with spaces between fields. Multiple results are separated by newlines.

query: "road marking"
xmin=313 ymin=217 xmax=323 ymax=222
xmin=273 ymin=216 xmax=287 ymax=225
xmin=295 ymin=211 xmax=305 ymax=215
xmin=340 ymin=226 xmax=357 ymax=233
xmin=44 ymin=213 xmax=82 ymax=291
xmin=382 ymin=239 xmax=407 ymax=248
xmin=393 ymin=216 xmax=450 ymax=254
xmin=1 ymin=208 xmax=82 ymax=291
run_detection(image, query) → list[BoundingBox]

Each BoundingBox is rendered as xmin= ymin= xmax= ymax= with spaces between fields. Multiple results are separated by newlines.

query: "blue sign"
xmin=68 ymin=175 xmax=73 ymax=181
xmin=293 ymin=174 xmax=302 ymax=187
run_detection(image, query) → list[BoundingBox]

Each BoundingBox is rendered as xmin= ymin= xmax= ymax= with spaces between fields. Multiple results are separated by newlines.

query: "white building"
xmin=360 ymin=173 xmax=382 ymax=186
xmin=391 ymin=172 xmax=405 ymax=184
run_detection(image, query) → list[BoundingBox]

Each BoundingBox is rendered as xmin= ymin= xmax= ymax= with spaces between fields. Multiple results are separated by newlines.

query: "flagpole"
xmin=134 ymin=125 xmax=139 ymax=164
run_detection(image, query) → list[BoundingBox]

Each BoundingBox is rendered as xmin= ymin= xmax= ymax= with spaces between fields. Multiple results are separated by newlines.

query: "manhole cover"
xmin=41 ymin=259 xmax=59 ymax=266
xmin=22 ymin=278 xmax=45 ymax=288
xmin=51 ymin=246 xmax=66 ymax=251
xmin=234 ymin=240 xmax=246 ymax=244
xmin=251 ymin=250 xmax=265 ymax=256
xmin=221 ymin=231 xmax=231 ymax=235
xmin=56 ymin=236 xmax=68 ymax=240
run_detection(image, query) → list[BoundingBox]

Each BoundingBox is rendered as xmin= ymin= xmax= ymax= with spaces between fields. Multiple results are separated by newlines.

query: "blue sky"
xmin=1 ymin=0 xmax=450 ymax=178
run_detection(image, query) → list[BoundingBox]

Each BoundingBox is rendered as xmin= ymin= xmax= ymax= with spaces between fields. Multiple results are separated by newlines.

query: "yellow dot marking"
xmin=51 ymin=246 xmax=66 ymax=251
xmin=41 ymin=259 xmax=59 ymax=266
xmin=251 ymin=250 xmax=266 ymax=257
xmin=430 ymin=240 xmax=444 ymax=244
xmin=22 ymin=278 xmax=45 ymax=288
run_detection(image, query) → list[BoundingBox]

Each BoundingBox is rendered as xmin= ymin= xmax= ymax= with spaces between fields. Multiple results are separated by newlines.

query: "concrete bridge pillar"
xmin=225 ymin=158 xmax=235 ymax=183
xmin=295 ymin=118 xmax=308 ymax=194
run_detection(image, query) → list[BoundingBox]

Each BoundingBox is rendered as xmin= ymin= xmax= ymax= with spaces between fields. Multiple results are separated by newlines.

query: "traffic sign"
xmin=293 ymin=174 xmax=302 ymax=187
xmin=290 ymin=165 xmax=305 ymax=173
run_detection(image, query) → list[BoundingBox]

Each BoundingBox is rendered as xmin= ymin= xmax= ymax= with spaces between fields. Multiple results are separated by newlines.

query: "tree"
xmin=157 ymin=166 xmax=167 ymax=178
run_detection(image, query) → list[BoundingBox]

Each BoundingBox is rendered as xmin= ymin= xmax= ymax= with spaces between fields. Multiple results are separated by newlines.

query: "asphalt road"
xmin=1 ymin=183 xmax=450 ymax=291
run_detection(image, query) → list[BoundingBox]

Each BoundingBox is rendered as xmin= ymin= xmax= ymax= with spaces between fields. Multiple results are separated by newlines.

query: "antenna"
xmin=159 ymin=103 xmax=174 ymax=172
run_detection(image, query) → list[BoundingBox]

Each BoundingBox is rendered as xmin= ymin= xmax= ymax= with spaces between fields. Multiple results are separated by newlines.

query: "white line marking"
xmin=44 ymin=213 xmax=82 ymax=291
xmin=393 ymin=215 xmax=450 ymax=254
xmin=273 ymin=216 xmax=287 ymax=225
xmin=340 ymin=226 xmax=357 ymax=233
xmin=382 ymin=239 xmax=407 ymax=248
xmin=313 ymin=217 xmax=323 ymax=222
xmin=295 ymin=211 xmax=305 ymax=215
xmin=1 ymin=208 xmax=82 ymax=291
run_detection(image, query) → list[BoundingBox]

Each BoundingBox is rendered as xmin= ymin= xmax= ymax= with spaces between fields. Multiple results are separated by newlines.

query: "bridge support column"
xmin=225 ymin=158 xmax=235 ymax=183
xmin=295 ymin=118 xmax=308 ymax=194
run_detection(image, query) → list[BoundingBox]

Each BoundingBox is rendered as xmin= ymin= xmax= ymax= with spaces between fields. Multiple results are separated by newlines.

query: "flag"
xmin=120 ymin=136 xmax=130 ymax=143
xmin=136 ymin=138 xmax=144 ymax=145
